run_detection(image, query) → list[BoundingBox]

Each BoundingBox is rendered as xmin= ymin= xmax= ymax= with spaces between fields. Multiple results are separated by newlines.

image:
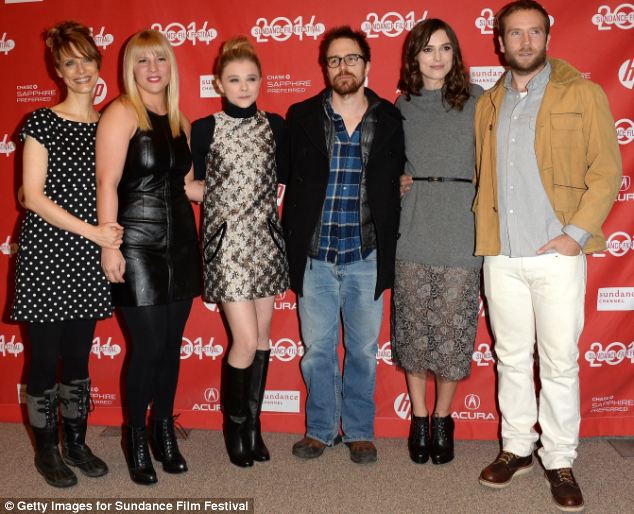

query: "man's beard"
xmin=506 ymin=47 xmax=547 ymax=75
xmin=331 ymin=72 xmax=364 ymax=95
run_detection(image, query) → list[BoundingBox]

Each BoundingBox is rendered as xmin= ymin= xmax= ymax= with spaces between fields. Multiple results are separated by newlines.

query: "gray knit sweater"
xmin=395 ymin=85 xmax=483 ymax=269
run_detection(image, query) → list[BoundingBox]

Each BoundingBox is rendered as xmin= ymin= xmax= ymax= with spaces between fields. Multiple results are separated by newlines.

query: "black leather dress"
xmin=112 ymin=110 xmax=200 ymax=306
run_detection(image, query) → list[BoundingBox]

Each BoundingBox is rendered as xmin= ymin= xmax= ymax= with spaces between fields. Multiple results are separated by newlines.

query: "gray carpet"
xmin=0 ymin=423 xmax=632 ymax=513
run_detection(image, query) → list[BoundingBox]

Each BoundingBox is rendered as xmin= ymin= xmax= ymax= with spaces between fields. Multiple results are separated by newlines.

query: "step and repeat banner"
xmin=0 ymin=0 xmax=632 ymax=439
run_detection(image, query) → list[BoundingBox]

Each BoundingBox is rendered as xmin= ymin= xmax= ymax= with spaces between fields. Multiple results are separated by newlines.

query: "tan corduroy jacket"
xmin=473 ymin=58 xmax=622 ymax=255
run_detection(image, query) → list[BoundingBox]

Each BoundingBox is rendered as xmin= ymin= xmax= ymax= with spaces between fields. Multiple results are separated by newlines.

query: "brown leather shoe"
xmin=345 ymin=441 xmax=377 ymax=464
xmin=545 ymin=468 xmax=584 ymax=512
xmin=292 ymin=435 xmax=341 ymax=459
xmin=479 ymin=451 xmax=533 ymax=488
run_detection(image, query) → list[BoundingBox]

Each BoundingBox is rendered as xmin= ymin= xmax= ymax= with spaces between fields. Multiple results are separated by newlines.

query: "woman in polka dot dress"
xmin=12 ymin=22 xmax=123 ymax=488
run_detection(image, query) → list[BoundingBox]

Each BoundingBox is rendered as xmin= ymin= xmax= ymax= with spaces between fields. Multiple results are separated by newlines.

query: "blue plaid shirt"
xmin=316 ymin=95 xmax=363 ymax=264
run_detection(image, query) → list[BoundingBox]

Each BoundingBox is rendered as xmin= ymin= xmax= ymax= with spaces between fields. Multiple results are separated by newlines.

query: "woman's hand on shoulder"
xmin=101 ymin=247 xmax=126 ymax=283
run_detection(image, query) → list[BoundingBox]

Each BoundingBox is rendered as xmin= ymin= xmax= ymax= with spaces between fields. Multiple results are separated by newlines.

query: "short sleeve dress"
xmin=12 ymin=108 xmax=112 ymax=323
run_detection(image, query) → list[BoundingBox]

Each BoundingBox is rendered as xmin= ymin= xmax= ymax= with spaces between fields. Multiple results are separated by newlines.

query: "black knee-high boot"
xmin=223 ymin=362 xmax=254 ymax=467
xmin=246 ymin=350 xmax=271 ymax=462
xmin=59 ymin=378 xmax=108 ymax=477
xmin=27 ymin=385 xmax=77 ymax=487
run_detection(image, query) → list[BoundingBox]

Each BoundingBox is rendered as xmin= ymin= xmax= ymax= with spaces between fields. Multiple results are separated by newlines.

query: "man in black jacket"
xmin=283 ymin=26 xmax=404 ymax=464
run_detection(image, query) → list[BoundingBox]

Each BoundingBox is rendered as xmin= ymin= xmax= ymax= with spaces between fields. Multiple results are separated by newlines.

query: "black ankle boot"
xmin=222 ymin=362 xmax=254 ymax=467
xmin=408 ymin=414 xmax=430 ymax=464
xmin=27 ymin=385 xmax=77 ymax=488
xmin=124 ymin=425 xmax=157 ymax=484
xmin=150 ymin=416 xmax=187 ymax=473
xmin=60 ymin=378 xmax=108 ymax=477
xmin=246 ymin=350 xmax=271 ymax=462
xmin=430 ymin=414 xmax=454 ymax=464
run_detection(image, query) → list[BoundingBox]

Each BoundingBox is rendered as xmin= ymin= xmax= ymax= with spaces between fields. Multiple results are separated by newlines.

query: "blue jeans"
xmin=298 ymin=250 xmax=383 ymax=445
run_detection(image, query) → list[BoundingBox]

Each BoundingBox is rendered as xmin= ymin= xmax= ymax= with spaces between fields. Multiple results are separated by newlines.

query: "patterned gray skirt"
xmin=391 ymin=260 xmax=480 ymax=381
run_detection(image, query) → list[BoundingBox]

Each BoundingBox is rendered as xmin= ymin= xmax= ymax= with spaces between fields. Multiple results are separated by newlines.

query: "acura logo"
xmin=204 ymin=387 xmax=220 ymax=403
xmin=621 ymin=176 xmax=631 ymax=192
xmin=465 ymin=394 xmax=481 ymax=410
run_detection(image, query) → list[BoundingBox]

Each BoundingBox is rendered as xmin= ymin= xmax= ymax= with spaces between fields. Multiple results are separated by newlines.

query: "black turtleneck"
xmin=191 ymin=103 xmax=288 ymax=183
xmin=223 ymin=100 xmax=258 ymax=119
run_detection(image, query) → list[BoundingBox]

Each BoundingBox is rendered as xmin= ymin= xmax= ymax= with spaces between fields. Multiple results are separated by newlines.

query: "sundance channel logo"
xmin=597 ymin=287 xmax=634 ymax=311
xmin=470 ymin=66 xmax=505 ymax=90
xmin=262 ymin=390 xmax=300 ymax=413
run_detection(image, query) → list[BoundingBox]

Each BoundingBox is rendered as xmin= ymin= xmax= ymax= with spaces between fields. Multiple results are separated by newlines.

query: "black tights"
xmin=27 ymin=319 xmax=97 ymax=395
xmin=120 ymin=299 xmax=192 ymax=427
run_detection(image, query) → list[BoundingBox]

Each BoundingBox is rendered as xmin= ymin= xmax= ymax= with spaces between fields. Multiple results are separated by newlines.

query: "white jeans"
xmin=483 ymin=253 xmax=586 ymax=469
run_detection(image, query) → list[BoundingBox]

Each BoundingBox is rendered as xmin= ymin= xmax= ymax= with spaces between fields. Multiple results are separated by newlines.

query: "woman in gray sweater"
xmin=392 ymin=19 xmax=482 ymax=465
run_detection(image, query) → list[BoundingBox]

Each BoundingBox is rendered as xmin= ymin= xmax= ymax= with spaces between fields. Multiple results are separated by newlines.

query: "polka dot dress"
xmin=11 ymin=108 xmax=112 ymax=322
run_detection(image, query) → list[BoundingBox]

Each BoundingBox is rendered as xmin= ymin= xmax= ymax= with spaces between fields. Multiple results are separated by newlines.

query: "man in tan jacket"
xmin=473 ymin=1 xmax=621 ymax=512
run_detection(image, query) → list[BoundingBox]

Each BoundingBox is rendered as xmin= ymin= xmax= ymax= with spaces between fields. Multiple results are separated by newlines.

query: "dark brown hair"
xmin=216 ymin=36 xmax=261 ymax=78
xmin=496 ymin=0 xmax=550 ymax=37
xmin=45 ymin=21 xmax=102 ymax=69
xmin=398 ymin=19 xmax=470 ymax=110
xmin=319 ymin=26 xmax=371 ymax=67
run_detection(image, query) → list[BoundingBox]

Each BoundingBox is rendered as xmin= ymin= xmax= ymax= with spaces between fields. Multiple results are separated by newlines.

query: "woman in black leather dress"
xmin=96 ymin=29 xmax=201 ymax=485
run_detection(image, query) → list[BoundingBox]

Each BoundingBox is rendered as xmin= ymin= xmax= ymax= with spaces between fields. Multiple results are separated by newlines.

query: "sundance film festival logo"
xmin=616 ymin=118 xmax=634 ymax=145
xmin=0 ymin=32 xmax=15 ymax=54
xmin=0 ymin=235 xmax=18 ymax=256
xmin=585 ymin=341 xmax=634 ymax=367
xmin=592 ymin=3 xmax=634 ymax=30
xmin=393 ymin=392 xmax=411 ymax=420
xmin=180 ymin=337 xmax=223 ymax=360
xmin=619 ymin=58 xmax=634 ymax=89
xmin=0 ymin=334 xmax=24 ymax=357
xmin=0 ymin=134 xmax=16 ymax=156
xmin=251 ymin=15 xmax=325 ymax=43
xmin=151 ymin=21 xmax=218 ymax=46
xmin=91 ymin=336 xmax=121 ymax=359
xmin=606 ymin=231 xmax=633 ymax=256
xmin=92 ymin=77 xmax=107 ymax=106
xmin=193 ymin=387 xmax=221 ymax=411
xmin=475 ymin=8 xmax=496 ymax=34
xmin=91 ymin=26 xmax=113 ymax=49
xmin=361 ymin=10 xmax=427 ymax=38
xmin=270 ymin=338 xmax=304 ymax=362
xmin=473 ymin=343 xmax=495 ymax=366
xmin=376 ymin=341 xmax=392 ymax=365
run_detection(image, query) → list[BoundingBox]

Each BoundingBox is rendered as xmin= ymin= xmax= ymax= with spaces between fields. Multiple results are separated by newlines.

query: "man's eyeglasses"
xmin=325 ymin=54 xmax=365 ymax=68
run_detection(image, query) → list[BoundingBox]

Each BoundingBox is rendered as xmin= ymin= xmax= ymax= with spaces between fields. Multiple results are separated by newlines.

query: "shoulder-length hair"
xmin=45 ymin=20 xmax=102 ymax=70
xmin=398 ymin=19 xmax=470 ymax=111
xmin=122 ymin=29 xmax=181 ymax=137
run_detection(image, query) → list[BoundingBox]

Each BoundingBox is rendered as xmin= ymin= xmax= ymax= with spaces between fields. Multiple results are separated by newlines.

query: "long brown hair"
xmin=398 ymin=19 xmax=470 ymax=111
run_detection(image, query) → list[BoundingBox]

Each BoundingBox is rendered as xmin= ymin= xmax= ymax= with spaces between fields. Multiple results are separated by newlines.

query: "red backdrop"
xmin=0 ymin=0 xmax=632 ymax=439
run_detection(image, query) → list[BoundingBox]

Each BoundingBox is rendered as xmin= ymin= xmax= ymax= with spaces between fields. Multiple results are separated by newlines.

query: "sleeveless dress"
xmin=112 ymin=110 xmax=200 ymax=307
xmin=199 ymin=105 xmax=289 ymax=303
xmin=12 ymin=108 xmax=112 ymax=322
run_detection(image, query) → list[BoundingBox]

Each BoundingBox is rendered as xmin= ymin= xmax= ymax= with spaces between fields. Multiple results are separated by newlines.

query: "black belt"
xmin=412 ymin=176 xmax=471 ymax=183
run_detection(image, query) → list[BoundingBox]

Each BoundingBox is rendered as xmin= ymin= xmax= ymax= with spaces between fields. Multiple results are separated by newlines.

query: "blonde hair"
xmin=122 ymin=29 xmax=181 ymax=137
xmin=216 ymin=36 xmax=262 ymax=78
